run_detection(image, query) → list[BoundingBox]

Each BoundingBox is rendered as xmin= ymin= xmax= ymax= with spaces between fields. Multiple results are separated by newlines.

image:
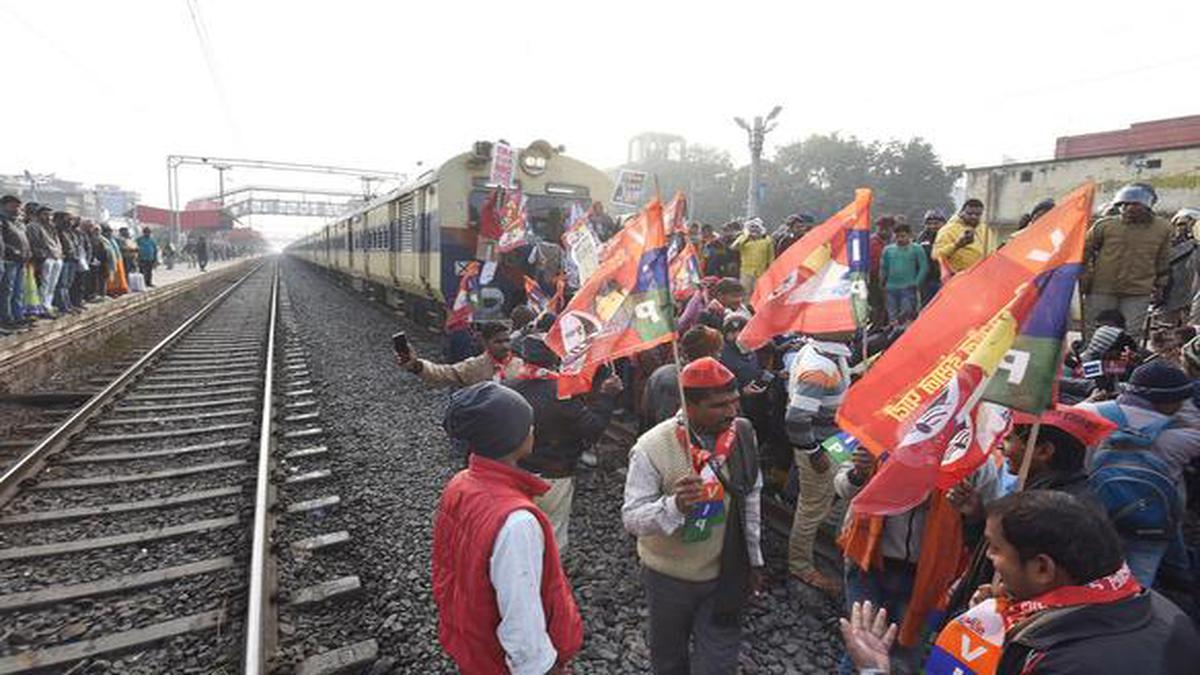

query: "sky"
xmin=5 ymin=0 xmax=1200 ymax=245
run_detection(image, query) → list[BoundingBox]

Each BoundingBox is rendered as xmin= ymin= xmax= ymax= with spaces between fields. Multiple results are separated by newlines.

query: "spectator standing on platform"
xmin=1 ymin=195 xmax=31 ymax=329
xmin=504 ymin=335 xmax=622 ymax=552
xmin=732 ymin=218 xmax=774 ymax=294
xmin=915 ymin=209 xmax=945 ymax=305
xmin=27 ymin=205 xmax=63 ymax=317
xmin=52 ymin=211 xmax=77 ymax=313
xmin=195 ymin=234 xmax=209 ymax=272
xmin=433 ymin=382 xmax=583 ymax=675
xmin=1082 ymin=183 xmax=1172 ymax=341
xmin=398 ymin=321 xmax=524 ymax=387
xmin=933 ymin=198 xmax=995 ymax=277
xmin=137 ymin=227 xmax=158 ymax=288
xmin=623 ymin=357 xmax=763 ymax=675
xmin=117 ymin=227 xmax=138 ymax=282
xmin=867 ymin=217 xmax=894 ymax=327
xmin=879 ymin=223 xmax=928 ymax=324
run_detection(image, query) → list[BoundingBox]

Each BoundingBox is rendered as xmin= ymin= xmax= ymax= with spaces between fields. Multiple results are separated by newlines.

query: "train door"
xmin=389 ymin=201 xmax=399 ymax=285
xmin=417 ymin=187 xmax=432 ymax=284
xmin=397 ymin=194 xmax=415 ymax=284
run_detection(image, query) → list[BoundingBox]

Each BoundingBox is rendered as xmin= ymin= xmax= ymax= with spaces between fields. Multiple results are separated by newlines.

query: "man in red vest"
xmin=433 ymin=382 xmax=583 ymax=674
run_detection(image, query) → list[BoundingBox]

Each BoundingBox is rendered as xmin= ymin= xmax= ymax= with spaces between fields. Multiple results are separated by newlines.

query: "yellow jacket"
xmin=733 ymin=234 xmax=775 ymax=277
xmin=932 ymin=216 xmax=997 ymax=274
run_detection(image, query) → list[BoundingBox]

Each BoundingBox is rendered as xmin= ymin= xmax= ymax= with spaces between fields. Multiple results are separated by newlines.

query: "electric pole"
xmin=734 ymin=105 xmax=782 ymax=219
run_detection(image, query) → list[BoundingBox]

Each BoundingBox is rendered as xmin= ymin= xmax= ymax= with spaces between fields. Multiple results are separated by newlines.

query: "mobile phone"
xmin=392 ymin=332 xmax=410 ymax=360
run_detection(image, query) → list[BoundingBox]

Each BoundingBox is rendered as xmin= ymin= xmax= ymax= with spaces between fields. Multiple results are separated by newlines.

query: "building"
xmin=0 ymin=173 xmax=140 ymax=220
xmin=963 ymin=115 xmax=1200 ymax=226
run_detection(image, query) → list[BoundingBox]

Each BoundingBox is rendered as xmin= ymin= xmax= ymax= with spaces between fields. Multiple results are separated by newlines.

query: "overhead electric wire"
xmin=184 ymin=0 xmax=242 ymax=146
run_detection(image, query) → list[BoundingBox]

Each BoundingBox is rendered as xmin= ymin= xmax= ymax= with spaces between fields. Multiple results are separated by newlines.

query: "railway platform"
xmin=0 ymin=259 xmax=253 ymax=394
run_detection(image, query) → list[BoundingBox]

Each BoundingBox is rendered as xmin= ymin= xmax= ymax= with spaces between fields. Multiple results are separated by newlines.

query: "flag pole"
xmin=1016 ymin=421 xmax=1043 ymax=490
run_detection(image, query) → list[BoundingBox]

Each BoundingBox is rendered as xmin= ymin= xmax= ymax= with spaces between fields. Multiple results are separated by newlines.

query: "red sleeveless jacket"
xmin=432 ymin=455 xmax=582 ymax=674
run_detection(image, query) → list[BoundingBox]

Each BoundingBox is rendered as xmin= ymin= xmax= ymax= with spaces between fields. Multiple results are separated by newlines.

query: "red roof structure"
xmin=1055 ymin=115 xmax=1200 ymax=160
xmin=133 ymin=205 xmax=231 ymax=230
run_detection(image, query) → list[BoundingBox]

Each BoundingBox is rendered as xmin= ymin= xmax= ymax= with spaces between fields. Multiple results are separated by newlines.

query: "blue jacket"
xmin=136 ymin=235 xmax=158 ymax=263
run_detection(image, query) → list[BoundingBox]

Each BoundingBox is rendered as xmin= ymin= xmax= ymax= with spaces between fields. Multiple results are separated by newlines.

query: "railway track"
xmin=0 ymin=261 xmax=283 ymax=674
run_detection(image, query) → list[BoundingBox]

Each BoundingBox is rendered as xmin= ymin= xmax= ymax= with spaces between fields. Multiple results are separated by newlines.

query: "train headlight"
xmin=519 ymin=140 xmax=556 ymax=177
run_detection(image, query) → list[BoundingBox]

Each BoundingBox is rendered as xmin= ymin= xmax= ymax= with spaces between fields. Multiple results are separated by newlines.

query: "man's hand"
xmin=946 ymin=480 xmax=983 ymax=520
xmin=808 ymin=448 xmax=832 ymax=473
xmin=394 ymin=352 xmax=421 ymax=373
xmin=839 ymin=600 xmax=897 ymax=673
xmin=849 ymin=448 xmax=875 ymax=483
xmin=600 ymin=375 xmax=624 ymax=397
xmin=742 ymin=382 xmax=766 ymax=397
xmin=673 ymin=475 xmax=704 ymax=513
xmin=955 ymin=229 xmax=975 ymax=249
xmin=970 ymin=583 xmax=996 ymax=609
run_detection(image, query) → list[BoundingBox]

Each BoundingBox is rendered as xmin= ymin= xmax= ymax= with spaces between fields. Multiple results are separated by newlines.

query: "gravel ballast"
xmin=279 ymin=258 xmax=847 ymax=674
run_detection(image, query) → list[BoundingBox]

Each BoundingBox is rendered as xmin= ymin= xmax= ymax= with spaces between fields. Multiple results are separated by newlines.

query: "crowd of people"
xmin=401 ymin=182 xmax=1200 ymax=674
xmin=1 ymin=192 xmax=217 ymax=336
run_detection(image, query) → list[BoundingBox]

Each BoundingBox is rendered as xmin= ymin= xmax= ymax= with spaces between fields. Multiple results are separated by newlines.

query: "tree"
xmin=774 ymin=133 xmax=961 ymax=224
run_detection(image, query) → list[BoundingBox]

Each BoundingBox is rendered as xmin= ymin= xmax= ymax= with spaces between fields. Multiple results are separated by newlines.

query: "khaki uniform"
xmin=1083 ymin=215 xmax=1172 ymax=339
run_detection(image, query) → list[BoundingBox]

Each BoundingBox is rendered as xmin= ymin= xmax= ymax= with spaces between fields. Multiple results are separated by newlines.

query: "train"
xmin=287 ymin=139 xmax=614 ymax=326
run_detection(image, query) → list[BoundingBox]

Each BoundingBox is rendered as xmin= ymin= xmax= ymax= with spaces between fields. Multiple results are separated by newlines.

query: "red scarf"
xmin=1001 ymin=563 xmax=1141 ymax=632
xmin=489 ymin=354 xmax=512 ymax=381
xmin=514 ymin=362 xmax=559 ymax=381
xmin=674 ymin=420 xmax=736 ymax=474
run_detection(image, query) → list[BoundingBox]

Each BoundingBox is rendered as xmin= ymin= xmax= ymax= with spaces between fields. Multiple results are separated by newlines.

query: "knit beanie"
xmin=1124 ymin=360 xmax=1193 ymax=404
xmin=443 ymin=382 xmax=533 ymax=459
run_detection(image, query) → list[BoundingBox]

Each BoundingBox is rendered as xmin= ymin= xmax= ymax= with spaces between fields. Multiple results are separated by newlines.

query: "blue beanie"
xmin=1125 ymin=360 xmax=1193 ymax=404
xmin=443 ymin=382 xmax=533 ymax=459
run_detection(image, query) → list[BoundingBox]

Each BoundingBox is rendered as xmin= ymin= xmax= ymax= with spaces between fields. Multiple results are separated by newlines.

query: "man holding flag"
xmin=833 ymin=184 xmax=1100 ymax=672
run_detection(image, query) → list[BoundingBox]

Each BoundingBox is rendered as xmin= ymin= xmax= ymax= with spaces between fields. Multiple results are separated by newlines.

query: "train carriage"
xmin=289 ymin=139 xmax=613 ymax=325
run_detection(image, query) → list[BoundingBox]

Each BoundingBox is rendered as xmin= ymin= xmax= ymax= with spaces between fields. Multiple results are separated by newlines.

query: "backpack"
xmin=1087 ymin=402 xmax=1182 ymax=539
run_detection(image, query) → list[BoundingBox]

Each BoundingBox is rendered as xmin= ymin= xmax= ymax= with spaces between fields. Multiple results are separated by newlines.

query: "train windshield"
xmin=468 ymin=189 xmax=590 ymax=242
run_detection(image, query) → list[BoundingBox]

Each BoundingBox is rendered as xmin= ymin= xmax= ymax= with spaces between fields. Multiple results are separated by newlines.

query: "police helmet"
xmin=1112 ymin=183 xmax=1158 ymax=209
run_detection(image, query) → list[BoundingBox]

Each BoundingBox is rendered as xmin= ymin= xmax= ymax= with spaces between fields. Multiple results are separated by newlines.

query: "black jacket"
xmin=999 ymin=590 xmax=1200 ymax=674
xmin=504 ymin=377 xmax=615 ymax=477
xmin=1 ymin=215 xmax=30 ymax=262
xmin=1025 ymin=469 xmax=1093 ymax=503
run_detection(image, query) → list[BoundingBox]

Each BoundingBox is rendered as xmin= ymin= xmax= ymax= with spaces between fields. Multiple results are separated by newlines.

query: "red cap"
xmin=680 ymin=357 xmax=735 ymax=389
xmin=1012 ymin=405 xmax=1118 ymax=448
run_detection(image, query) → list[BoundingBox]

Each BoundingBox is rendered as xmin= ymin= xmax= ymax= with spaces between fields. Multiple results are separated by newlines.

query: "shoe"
xmin=791 ymin=569 xmax=841 ymax=595
xmin=579 ymin=450 xmax=598 ymax=468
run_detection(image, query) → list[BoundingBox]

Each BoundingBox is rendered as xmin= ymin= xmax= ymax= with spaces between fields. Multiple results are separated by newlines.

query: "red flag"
xmin=546 ymin=200 xmax=676 ymax=397
xmin=524 ymin=275 xmax=549 ymax=313
xmin=838 ymin=184 xmax=1096 ymax=514
xmin=669 ymin=238 xmax=701 ymax=300
xmin=664 ymin=191 xmax=689 ymax=234
xmin=738 ymin=189 xmax=871 ymax=350
xmin=445 ymin=261 xmax=481 ymax=331
xmin=497 ymin=189 xmax=529 ymax=252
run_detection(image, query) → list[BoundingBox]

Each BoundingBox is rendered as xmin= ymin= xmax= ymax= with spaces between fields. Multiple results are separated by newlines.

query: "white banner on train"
xmin=488 ymin=141 xmax=516 ymax=189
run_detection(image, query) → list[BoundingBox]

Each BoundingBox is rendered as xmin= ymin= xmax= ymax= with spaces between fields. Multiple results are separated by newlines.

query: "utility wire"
xmin=184 ymin=0 xmax=241 ymax=146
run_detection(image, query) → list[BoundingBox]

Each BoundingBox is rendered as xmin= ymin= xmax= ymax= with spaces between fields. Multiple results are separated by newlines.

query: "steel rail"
xmin=0 ymin=262 xmax=268 ymax=507
xmin=244 ymin=264 xmax=279 ymax=674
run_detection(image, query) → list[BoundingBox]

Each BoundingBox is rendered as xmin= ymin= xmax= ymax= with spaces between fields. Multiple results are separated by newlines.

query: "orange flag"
xmin=738 ymin=189 xmax=872 ymax=350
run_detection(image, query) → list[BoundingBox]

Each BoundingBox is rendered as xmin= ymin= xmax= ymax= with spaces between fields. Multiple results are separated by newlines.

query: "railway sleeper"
xmin=0 ymin=609 xmax=225 ymax=675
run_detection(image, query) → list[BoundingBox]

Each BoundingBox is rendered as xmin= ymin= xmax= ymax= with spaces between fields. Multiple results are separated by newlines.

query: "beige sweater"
xmin=415 ymin=353 xmax=523 ymax=387
xmin=622 ymin=418 xmax=763 ymax=582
